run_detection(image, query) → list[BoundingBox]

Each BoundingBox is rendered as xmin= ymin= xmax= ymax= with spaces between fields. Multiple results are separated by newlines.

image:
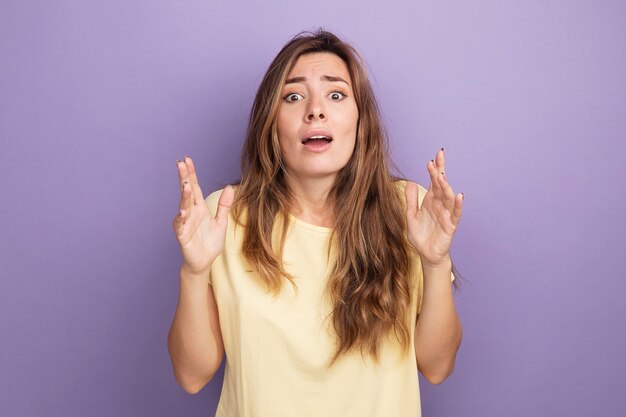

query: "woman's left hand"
xmin=405 ymin=149 xmax=464 ymax=267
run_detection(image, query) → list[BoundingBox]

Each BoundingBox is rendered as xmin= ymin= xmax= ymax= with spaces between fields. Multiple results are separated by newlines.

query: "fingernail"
xmin=184 ymin=155 xmax=190 ymax=160
xmin=176 ymin=160 xmax=182 ymax=165
xmin=461 ymin=192 xmax=464 ymax=199
xmin=441 ymin=147 xmax=445 ymax=151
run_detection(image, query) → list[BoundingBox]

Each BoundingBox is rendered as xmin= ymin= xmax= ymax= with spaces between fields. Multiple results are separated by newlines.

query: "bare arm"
xmin=414 ymin=256 xmax=462 ymax=384
xmin=167 ymin=266 xmax=224 ymax=394
xmin=168 ymin=156 xmax=234 ymax=394
xmin=405 ymin=149 xmax=464 ymax=384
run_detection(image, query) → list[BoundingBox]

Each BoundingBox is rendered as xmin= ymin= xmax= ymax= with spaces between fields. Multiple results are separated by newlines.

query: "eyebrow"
xmin=285 ymin=75 xmax=350 ymax=86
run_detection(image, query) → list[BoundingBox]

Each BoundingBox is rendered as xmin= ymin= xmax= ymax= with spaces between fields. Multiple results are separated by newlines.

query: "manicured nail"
xmin=441 ymin=147 xmax=445 ymax=151
xmin=461 ymin=192 xmax=464 ymax=199
xmin=176 ymin=160 xmax=182 ymax=165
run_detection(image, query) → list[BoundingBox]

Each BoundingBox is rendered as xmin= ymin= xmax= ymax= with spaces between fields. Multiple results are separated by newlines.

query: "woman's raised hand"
xmin=172 ymin=156 xmax=235 ymax=276
xmin=405 ymin=149 xmax=463 ymax=267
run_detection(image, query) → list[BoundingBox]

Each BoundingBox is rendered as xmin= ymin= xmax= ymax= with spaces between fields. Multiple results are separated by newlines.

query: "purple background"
xmin=1 ymin=1 xmax=625 ymax=416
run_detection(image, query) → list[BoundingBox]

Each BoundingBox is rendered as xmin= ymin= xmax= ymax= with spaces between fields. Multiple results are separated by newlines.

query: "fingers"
xmin=172 ymin=183 xmax=190 ymax=236
xmin=438 ymin=170 xmax=456 ymax=210
xmin=183 ymin=156 xmax=201 ymax=188
xmin=178 ymin=181 xmax=193 ymax=217
xmin=173 ymin=181 xmax=198 ymax=240
xmin=172 ymin=211 xmax=184 ymax=236
xmin=426 ymin=149 xmax=443 ymax=196
xmin=191 ymin=182 xmax=205 ymax=206
xmin=174 ymin=155 xmax=199 ymax=234
xmin=428 ymin=148 xmax=453 ymax=201
xmin=451 ymin=193 xmax=464 ymax=227
xmin=434 ymin=148 xmax=463 ymax=223
xmin=426 ymin=148 xmax=460 ymax=215
xmin=215 ymin=185 xmax=235 ymax=225
xmin=427 ymin=158 xmax=443 ymax=199
xmin=177 ymin=156 xmax=203 ymax=204
xmin=435 ymin=148 xmax=445 ymax=173
xmin=177 ymin=159 xmax=189 ymax=192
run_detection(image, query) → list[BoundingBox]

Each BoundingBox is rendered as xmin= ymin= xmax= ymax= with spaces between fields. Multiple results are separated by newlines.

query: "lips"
xmin=301 ymin=129 xmax=333 ymax=144
xmin=301 ymin=135 xmax=333 ymax=144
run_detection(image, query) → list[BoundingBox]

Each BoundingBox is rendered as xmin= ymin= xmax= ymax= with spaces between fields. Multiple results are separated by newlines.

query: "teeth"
xmin=306 ymin=135 xmax=331 ymax=140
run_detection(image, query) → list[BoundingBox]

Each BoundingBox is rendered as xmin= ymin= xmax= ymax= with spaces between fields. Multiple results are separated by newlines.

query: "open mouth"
xmin=301 ymin=135 xmax=333 ymax=145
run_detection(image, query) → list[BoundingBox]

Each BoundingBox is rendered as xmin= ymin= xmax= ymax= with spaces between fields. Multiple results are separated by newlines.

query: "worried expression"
xmin=276 ymin=52 xmax=359 ymax=182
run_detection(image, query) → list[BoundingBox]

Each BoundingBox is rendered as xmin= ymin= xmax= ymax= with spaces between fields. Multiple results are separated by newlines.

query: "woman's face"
xmin=276 ymin=52 xmax=359 ymax=184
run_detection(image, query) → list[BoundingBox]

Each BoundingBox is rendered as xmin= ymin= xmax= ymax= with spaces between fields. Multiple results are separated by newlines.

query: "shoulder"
xmin=393 ymin=179 xmax=429 ymax=208
xmin=393 ymin=178 xmax=428 ymax=194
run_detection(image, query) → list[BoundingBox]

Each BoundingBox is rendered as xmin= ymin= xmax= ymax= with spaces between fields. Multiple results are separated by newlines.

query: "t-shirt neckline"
xmin=288 ymin=214 xmax=333 ymax=233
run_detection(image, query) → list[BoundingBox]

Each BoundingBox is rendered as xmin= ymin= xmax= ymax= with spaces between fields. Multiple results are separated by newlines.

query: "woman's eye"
xmin=283 ymin=93 xmax=303 ymax=102
xmin=329 ymin=91 xmax=346 ymax=100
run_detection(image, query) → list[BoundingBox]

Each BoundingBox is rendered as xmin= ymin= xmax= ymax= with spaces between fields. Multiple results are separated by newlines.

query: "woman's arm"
xmin=405 ymin=148 xmax=464 ymax=384
xmin=413 ymin=256 xmax=462 ymax=384
xmin=169 ymin=157 xmax=233 ymax=394
xmin=167 ymin=266 xmax=225 ymax=394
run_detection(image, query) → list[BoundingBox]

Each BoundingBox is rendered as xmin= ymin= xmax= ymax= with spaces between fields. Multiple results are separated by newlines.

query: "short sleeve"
xmin=204 ymin=188 xmax=225 ymax=285
xmin=415 ymin=182 xmax=428 ymax=210
xmin=395 ymin=179 xmax=429 ymax=209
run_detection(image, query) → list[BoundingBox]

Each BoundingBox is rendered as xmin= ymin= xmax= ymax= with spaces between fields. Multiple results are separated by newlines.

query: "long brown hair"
xmin=231 ymin=30 xmax=457 ymax=366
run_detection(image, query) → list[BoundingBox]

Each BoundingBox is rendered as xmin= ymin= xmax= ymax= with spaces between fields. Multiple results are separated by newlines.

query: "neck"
xmin=287 ymin=175 xmax=336 ymax=228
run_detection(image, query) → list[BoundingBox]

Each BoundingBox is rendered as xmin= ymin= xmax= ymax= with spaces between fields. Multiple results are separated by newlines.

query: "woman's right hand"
xmin=172 ymin=156 xmax=235 ymax=277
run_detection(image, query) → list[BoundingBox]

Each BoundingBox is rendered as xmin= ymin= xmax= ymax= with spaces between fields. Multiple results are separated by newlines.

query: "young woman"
xmin=168 ymin=30 xmax=464 ymax=417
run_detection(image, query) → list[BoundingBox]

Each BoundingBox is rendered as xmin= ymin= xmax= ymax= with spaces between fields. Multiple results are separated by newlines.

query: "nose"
xmin=305 ymin=96 xmax=325 ymax=121
xmin=307 ymin=111 xmax=325 ymax=121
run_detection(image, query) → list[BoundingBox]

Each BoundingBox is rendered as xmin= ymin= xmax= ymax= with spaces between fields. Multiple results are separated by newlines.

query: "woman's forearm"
xmin=167 ymin=266 xmax=224 ymax=394
xmin=414 ymin=257 xmax=462 ymax=384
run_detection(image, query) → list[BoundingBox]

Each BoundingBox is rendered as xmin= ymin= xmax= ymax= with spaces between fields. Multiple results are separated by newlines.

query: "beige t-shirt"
xmin=205 ymin=181 xmax=454 ymax=417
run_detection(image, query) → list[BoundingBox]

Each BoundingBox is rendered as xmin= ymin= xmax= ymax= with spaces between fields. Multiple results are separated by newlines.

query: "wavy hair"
xmin=231 ymin=30 xmax=458 ymax=366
